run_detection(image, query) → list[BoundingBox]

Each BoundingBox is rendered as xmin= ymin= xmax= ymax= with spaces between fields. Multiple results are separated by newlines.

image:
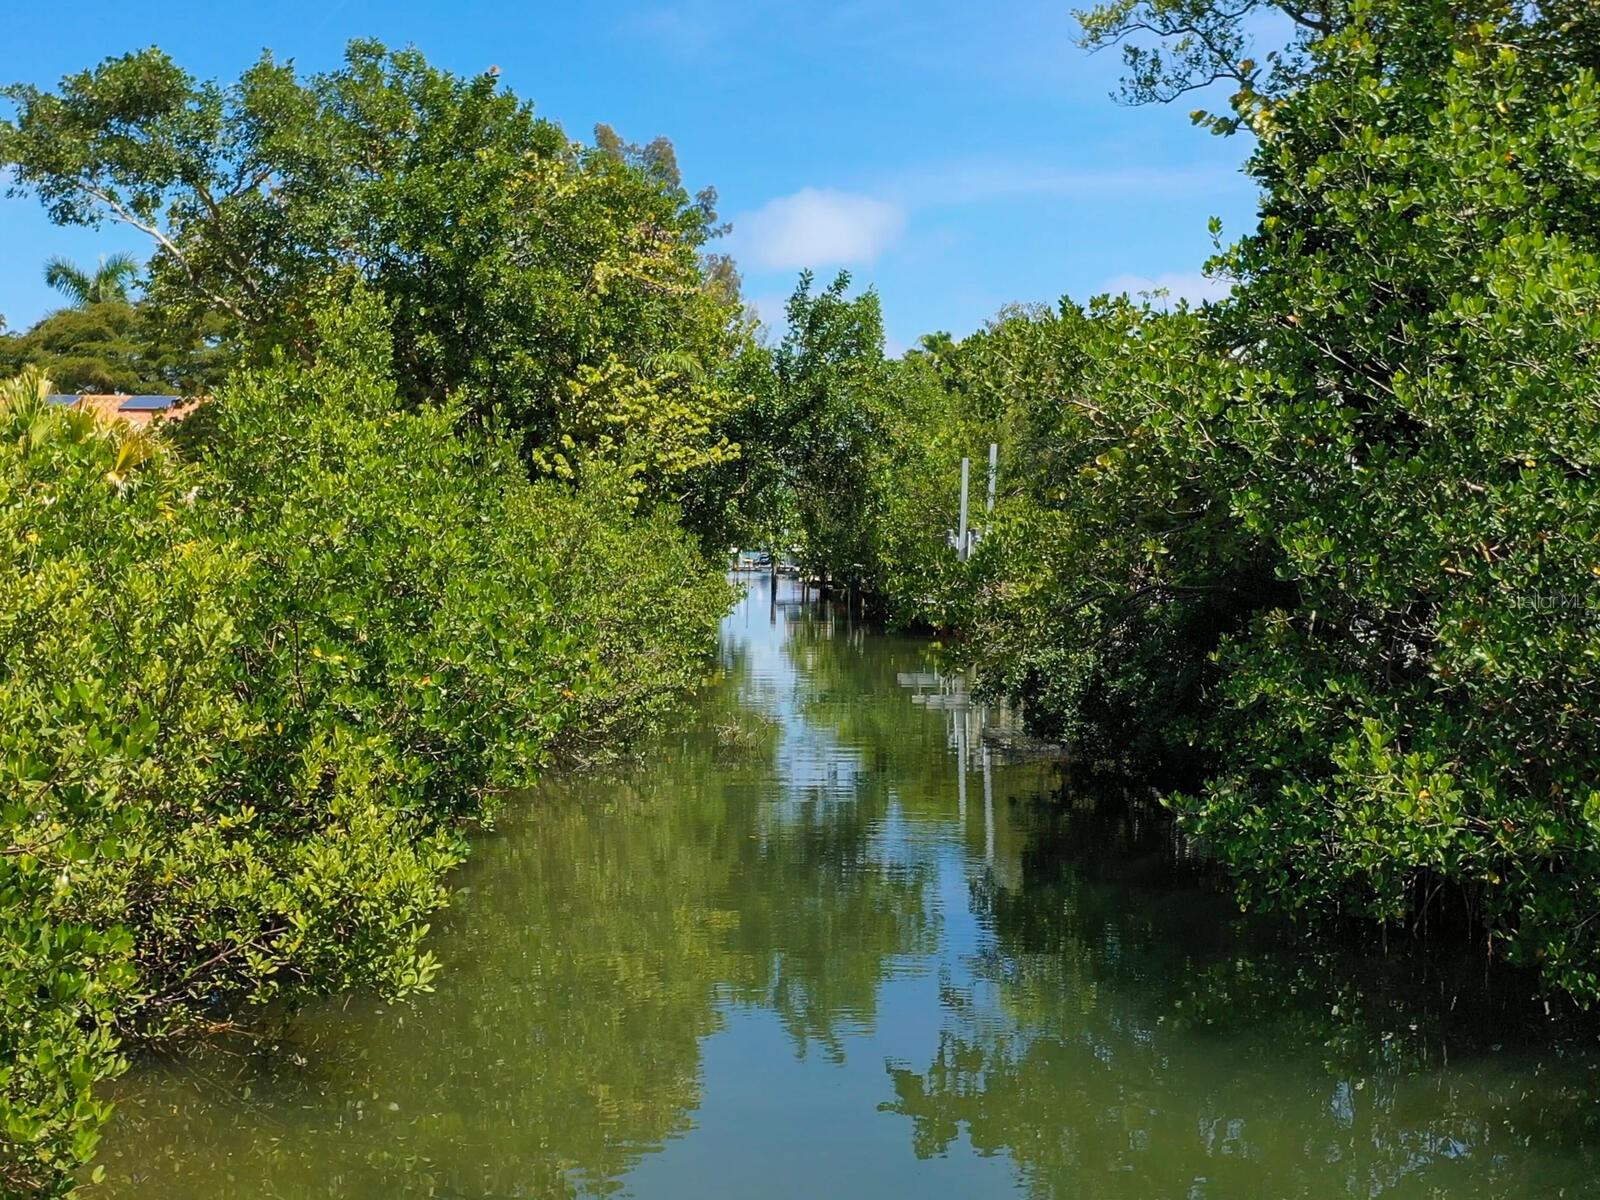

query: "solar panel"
xmin=118 ymin=396 xmax=181 ymax=412
xmin=46 ymin=394 xmax=78 ymax=405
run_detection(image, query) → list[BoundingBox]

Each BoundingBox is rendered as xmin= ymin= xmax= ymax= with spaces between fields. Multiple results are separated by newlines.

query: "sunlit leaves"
xmin=0 ymin=298 xmax=729 ymax=1194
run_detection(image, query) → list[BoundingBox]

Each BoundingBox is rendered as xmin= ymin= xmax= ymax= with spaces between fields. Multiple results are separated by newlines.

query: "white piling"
xmin=958 ymin=457 xmax=970 ymax=562
xmin=983 ymin=741 xmax=995 ymax=867
xmin=956 ymin=712 xmax=968 ymax=821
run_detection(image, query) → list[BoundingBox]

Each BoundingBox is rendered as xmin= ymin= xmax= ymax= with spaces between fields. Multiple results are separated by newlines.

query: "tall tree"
xmin=2 ymin=42 xmax=753 ymax=524
xmin=41 ymin=252 xmax=139 ymax=307
xmin=1074 ymin=0 xmax=1599 ymax=134
xmin=1174 ymin=2 xmax=1600 ymax=991
xmin=0 ymin=299 xmax=225 ymax=394
xmin=768 ymin=271 xmax=889 ymax=590
xmin=1076 ymin=0 xmax=1347 ymax=133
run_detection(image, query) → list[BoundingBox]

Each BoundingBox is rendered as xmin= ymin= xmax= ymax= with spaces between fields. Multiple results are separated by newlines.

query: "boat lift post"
xmin=957 ymin=457 xmax=970 ymax=562
xmin=951 ymin=445 xmax=998 ymax=562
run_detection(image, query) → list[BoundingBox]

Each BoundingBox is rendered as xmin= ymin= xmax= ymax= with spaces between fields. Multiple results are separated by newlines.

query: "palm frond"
xmin=96 ymin=253 xmax=141 ymax=300
xmin=0 ymin=365 xmax=53 ymax=416
xmin=43 ymin=257 xmax=92 ymax=307
xmin=41 ymin=253 xmax=142 ymax=307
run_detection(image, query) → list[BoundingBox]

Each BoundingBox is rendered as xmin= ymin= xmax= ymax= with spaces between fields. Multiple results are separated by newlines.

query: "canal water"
xmin=99 ymin=576 xmax=1600 ymax=1198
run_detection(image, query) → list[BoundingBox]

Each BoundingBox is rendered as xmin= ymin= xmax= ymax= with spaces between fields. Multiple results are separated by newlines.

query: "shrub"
xmin=0 ymin=366 xmax=244 ymax=1193
xmin=1181 ymin=17 xmax=1600 ymax=995
xmin=0 ymin=294 xmax=728 ymax=1195
xmin=861 ymin=8 xmax=1600 ymax=1005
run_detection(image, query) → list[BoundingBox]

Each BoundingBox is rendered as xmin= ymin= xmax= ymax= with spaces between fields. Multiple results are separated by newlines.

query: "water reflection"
xmin=98 ymin=576 xmax=1599 ymax=1199
xmin=886 ymin=792 xmax=1600 ymax=1199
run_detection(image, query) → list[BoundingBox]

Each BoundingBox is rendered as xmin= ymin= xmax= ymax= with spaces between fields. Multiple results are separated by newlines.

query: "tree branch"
xmin=81 ymin=182 xmax=253 ymax=326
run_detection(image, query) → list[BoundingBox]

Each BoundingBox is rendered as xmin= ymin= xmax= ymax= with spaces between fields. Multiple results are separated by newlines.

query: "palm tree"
xmin=42 ymin=253 xmax=141 ymax=308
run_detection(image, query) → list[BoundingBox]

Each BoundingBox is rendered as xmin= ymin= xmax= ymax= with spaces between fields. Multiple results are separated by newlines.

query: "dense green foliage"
xmin=0 ymin=299 xmax=225 ymax=395
xmin=0 ymin=293 xmax=727 ymax=1195
xmin=918 ymin=299 xmax=1280 ymax=775
xmin=7 ymin=1 xmax=1600 ymax=1192
xmin=1 ymin=41 xmax=757 ymax=541
xmin=767 ymin=2 xmax=1600 ymax=1007
xmin=1188 ymin=5 xmax=1600 ymax=996
xmin=0 ymin=41 xmax=751 ymax=1197
xmin=763 ymin=272 xmax=890 ymax=589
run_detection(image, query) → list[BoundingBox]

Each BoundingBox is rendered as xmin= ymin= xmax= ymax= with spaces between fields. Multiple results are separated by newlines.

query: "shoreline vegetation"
xmin=0 ymin=317 xmax=731 ymax=1194
xmin=3 ymin=1 xmax=1600 ymax=1193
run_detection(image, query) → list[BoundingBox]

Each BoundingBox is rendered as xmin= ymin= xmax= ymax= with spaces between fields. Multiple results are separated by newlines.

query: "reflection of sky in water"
xmin=727 ymin=576 xmax=868 ymax=805
xmin=728 ymin=575 xmax=990 ymax=954
xmin=638 ymin=576 xmax=1600 ymax=1200
xmin=94 ymin=572 xmax=1600 ymax=1200
xmin=624 ymin=577 xmax=1066 ymax=1197
xmin=729 ymin=575 xmax=1000 ymax=873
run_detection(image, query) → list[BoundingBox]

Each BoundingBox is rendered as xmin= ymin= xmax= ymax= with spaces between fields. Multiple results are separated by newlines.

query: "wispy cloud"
xmin=881 ymin=158 xmax=1244 ymax=208
xmin=617 ymin=3 xmax=736 ymax=57
xmin=1098 ymin=270 xmax=1232 ymax=306
xmin=616 ymin=1 xmax=1093 ymax=95
xmin=733 ymin=188 xmax=907 ymax=271
xmin=729 ymin=160 xmax=1240 ymax=273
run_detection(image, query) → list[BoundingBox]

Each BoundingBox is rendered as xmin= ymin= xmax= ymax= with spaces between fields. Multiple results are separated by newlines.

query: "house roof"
xmin=56 ymin=393 xmax=202 ymax=427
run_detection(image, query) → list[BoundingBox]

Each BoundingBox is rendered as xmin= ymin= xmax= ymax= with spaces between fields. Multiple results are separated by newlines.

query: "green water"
xmin=99 ymin=577 xmax=1600 ymax=1198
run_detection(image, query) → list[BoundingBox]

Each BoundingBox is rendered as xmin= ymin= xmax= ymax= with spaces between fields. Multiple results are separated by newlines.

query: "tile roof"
xmin=55 ymin=394 xmax=203 ymax=427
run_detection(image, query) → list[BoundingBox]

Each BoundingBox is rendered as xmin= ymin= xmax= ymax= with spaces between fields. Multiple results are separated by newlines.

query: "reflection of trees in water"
xmin=101 ymin=769 xmax=738 ymax=1199
xmin=98 ymin=630 xmax=939 ymax=1198
xmin=720 ymin=779 xmax=937 ymax=1062
xmin=782 ymin=611 xmax=939 ymax=754
xmin=698 ymin=627 xmax=942 ymax=1061
xmin=883 ymin=792 xmax=1600 ymax=1199
xmin=100 ymin=593 xmax=1600 ymax=1200
xmin=779 ymin=610 xmax=1034 ymax=819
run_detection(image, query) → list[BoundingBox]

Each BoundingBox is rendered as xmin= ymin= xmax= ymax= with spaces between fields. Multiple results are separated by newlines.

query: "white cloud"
xmin=1099 ymin=271 xmax=1232 ymax=307
xmin=734 ymin=188 xmax=906 ymax=271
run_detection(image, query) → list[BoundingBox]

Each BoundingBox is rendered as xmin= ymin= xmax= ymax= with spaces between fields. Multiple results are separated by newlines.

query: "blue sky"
xmin=1 ymin=0 xmax=1260 ymax=353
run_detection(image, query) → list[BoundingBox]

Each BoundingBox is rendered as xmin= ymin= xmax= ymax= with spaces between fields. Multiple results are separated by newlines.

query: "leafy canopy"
xmin=1 ymin=41 xmax=754 ymax=526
